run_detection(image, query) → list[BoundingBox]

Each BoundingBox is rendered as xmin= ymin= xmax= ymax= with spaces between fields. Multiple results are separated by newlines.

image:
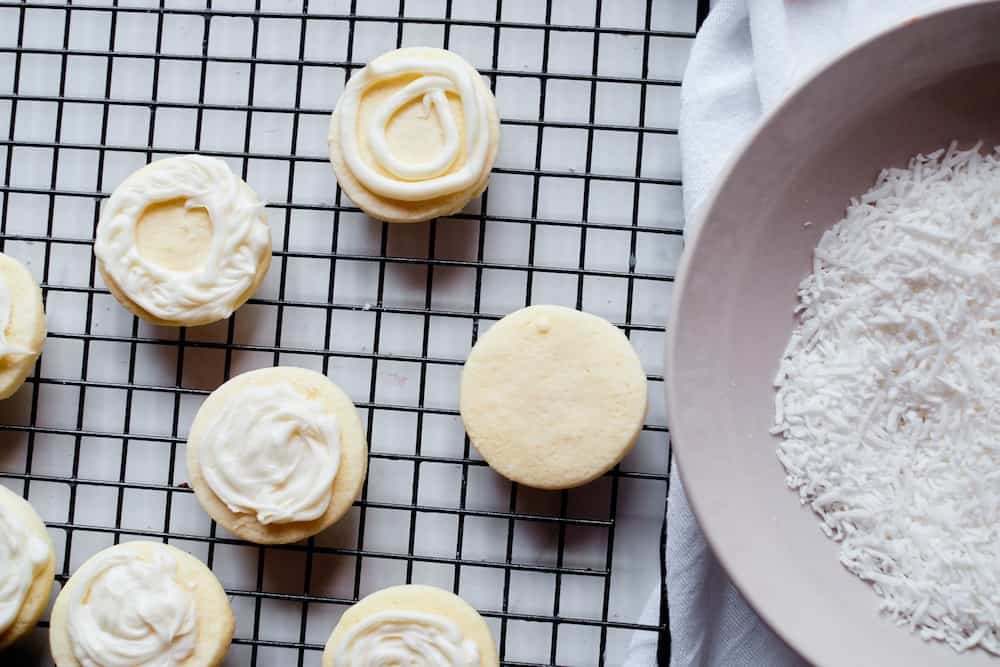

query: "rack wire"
xmin=0 ymin=1 xmax=702 ymax=664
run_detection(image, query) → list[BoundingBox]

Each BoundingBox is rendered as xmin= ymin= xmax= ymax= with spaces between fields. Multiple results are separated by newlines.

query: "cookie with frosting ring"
xmin=328 ymin=47 xmax=501 ymax=223
xmin=49 ymin=541 xmax=234 ymax=667
xmin=0 ymin=253 xmax=46 ymax=400
xmin=186 ymin=366 xmax=369 ymax=544
xmin=95 ymin=155 xmax=272 ymax=327
xmin=322 ymin=584 xmax=498 ymax=667
xmin=0 ymin=485 xmax=55 ymax=650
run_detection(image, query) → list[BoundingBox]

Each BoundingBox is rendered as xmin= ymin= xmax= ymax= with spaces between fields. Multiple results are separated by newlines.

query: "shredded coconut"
xmin=774 ymin=142 xmax=1000 ymax=654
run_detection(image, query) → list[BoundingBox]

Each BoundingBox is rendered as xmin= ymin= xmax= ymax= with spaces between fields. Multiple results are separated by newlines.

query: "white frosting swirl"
xmin=200 ymin=383 xmax=341 ymax=525
xmin=67 ymin=549 xmax=197 ymax=667
xmin=332 ymin=610 xmax=480 ymax=667
xmin=0 ymin=501 xmax=48 ymax=635
xmin=338 ymin=49 xmax=491 ymax=202
xmin=0 ymin=272 xmax=32 ymax=357
xmin=94 ymin=154 xmax=270 ymax=324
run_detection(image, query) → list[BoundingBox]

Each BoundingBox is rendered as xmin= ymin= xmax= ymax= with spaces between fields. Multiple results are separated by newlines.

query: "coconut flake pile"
xmin=774 ymin=142 xmax=1000 ymax=654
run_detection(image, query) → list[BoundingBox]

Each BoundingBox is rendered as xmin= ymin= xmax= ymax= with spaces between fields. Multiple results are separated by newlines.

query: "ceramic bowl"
xmin=668 ymin=3 xmax=1000 ymax=665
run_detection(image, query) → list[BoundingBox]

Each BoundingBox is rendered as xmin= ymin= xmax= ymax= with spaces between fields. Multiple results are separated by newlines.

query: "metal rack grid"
xmin=0 ymin=1 xmax=702 ymax=665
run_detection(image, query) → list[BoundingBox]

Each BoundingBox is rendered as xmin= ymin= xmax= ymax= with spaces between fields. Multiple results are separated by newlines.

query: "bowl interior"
xmin=669 ymin=5 xmax=1000 ymax=666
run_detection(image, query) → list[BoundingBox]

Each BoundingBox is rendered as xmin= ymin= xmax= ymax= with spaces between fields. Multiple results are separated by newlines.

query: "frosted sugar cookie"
xmin=186 ymin=366 xmax=368 ymax=544
xmin=0 ymin=253 xmax=45 ymax=400
xmin=322 ymin=584 xmax=498 ymax=667
xmin=94 ymin=154 xmax=272 ymax=327
xmin=49 ymin=541 xmax=234 ymax=667
xmin=328 ymin=47 xmax=501 ymax=223
xmin=0 ymin=485 xmax=54 ymax=649
xmin=460 ymin=305 xmax=648 ymax=490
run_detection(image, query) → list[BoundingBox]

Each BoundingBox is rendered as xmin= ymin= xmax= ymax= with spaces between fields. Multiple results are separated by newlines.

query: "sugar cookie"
xmin=49 ymin=541 xmax=234 ymax=667
xmin=0 ymin=485 xmax=54 ymax=650
xmin=328 ymin=47 xmax=501 ymax=223
xmin=186 ymin=366 xmax=368 ymax=544
xmin=0 ymin=253 xmax=45 ymax=400
xmin=322 ymin=584 xmax=498 ymax=667
xmin=460 ymin=305 xmax=648 ymax=490
xmin=94 ymin=154 xmax=272 ymax=327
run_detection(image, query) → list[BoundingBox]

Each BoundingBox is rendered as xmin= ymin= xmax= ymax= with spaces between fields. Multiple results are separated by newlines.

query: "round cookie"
xmin=0 ymin=485 xmax=55 ymax=650
xmin=328 ymin=47 xmax=501 ymax=223
xmin=322 ymin=584 xmax=498 ymax=667
xmin=49 ymin=541 xmax=234 ymax=667
xmin=460 ymin=305 xmax=648 ymax=490
xmin=0 ymin=253 xmax=46 ymax=400
xmin=186 ymin=366 xmax=368 ymax=544
xmin=95 ymin=154 xmax=272 ymax=327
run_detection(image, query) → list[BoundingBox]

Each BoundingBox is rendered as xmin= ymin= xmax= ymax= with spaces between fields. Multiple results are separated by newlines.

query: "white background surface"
xmin=0 ymin=1 xmax=693 ymax=664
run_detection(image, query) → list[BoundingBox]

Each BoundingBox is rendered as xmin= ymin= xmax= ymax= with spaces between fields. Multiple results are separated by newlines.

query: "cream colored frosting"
xmin=0 ymin=273 xmax=31 ymax=357
xmin=332 ymin=610 xmax=480 ymax=667
xmin=199 ymin=383 xmax=341 ymax=525
xmin=0 ymin=501 xmax=48 ymax=635
xmin=94 ymin=154 xmax=270 ymax=324
xmin=67 ymin=549 xmax=197 ymax=667
xmin=338 ymin=51 xmax=490 ymax=202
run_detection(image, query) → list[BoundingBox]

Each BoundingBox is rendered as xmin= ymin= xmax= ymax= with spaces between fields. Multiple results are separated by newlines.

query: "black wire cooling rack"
xmin=0 ymin=1 xmax=705 ymax=665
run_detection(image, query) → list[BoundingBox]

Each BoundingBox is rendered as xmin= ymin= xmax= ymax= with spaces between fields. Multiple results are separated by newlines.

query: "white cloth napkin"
xmin=624 ymin=1 xmax=966 ymax=665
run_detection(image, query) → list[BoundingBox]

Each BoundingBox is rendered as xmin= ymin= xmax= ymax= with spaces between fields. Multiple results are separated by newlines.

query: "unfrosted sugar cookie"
xmin=49 ymin=541 xmax=234 ymax=667
xmin=328 ymin=47 xmax=500 ymax=223
xmin=94 ymin=155 xmax=271 ymax=327
xmin=0 ymin=253 xmax=45 ymax=400
xmin=322 ymin=584 xmax=498 ymax=667
xmin=460 ymin=305 xmax=648 ymax=490
xmin=0 ymin=485 xmax=54 ymax=650
xmin=186 ymin=366 xmax=368 ymax=544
